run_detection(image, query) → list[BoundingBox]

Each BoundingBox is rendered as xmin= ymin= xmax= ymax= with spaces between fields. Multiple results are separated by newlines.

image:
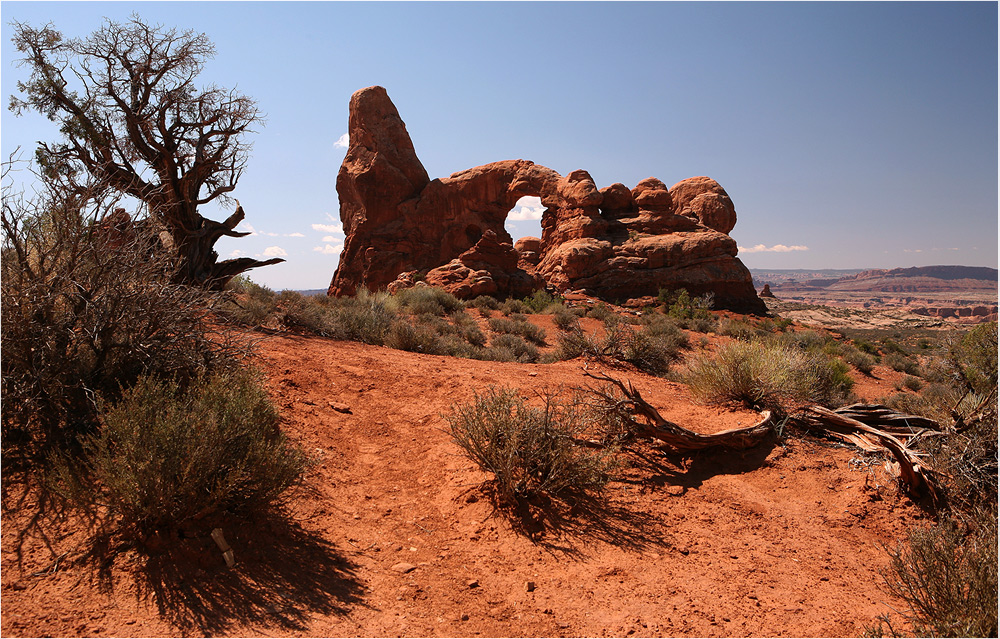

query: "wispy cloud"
xmin=262 ymin=246 xmax=288 ymax=258
xmin=312 ymin=222 xmax=343 ymax=234
xmin=507 ymin=196 xmax=545 ymax=221
xmin=313 ymin=243 xmax=343 ymax=255
xmin=286 ymin=232 xmax=305 ymax=238
xmin=738 ymin=244 xmax=809 ymax=253
xmin=322 ymin=235 xmax=339 ymax=242
xmin=229 ymin=249 xmax=244 ymax=258
xmin=334 ymin=133 xmax=349 ymax=149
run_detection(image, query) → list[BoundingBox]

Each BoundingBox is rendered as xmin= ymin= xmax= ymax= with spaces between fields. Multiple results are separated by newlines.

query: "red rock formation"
xmin=328 ymin=86 xmax=765 ymax=314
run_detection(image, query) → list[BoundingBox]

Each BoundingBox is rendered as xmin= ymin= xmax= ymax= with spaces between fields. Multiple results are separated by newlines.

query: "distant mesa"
xmin=327 ymin=86 xmax=766 ymax=314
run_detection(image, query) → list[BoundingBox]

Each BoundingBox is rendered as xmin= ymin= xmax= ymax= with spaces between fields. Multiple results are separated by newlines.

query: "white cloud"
xmin=738 ymin=244 xmax=809 ymax=253
xmin=229 ymin=249 xmax=244 ymax=258
xmin=507 ymin=196 xmax=545 ymax=221
xmin=322 ymin=235 xmax=338 ymax=242
xmin=286 ymin=232 xmax=305 ymax=238
xmin=262 ymin=246 xmax=288 ymax=258
xmin=313 ymin=243 xmax=343 ymax=255
xmin=237 ymin=222 xmax=257 ymax=236
xmin=312 ymin=222 xmax=343 ymax=234
xmin=334 ymin=133 xmax=349 ymax=149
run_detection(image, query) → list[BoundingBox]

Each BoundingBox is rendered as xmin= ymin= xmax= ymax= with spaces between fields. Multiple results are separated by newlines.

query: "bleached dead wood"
xmin=582 ymin=370 xmax=775 ymax=452
xmin=789 ymin=404 xmax=942 ymax=501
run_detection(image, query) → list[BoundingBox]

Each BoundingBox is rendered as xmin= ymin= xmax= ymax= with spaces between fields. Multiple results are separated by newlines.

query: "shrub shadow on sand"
xmin=95 ymin=510 xmax=366 ymax=635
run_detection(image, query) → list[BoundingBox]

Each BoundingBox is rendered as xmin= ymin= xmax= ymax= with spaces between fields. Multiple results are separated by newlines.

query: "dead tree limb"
xmin=582 ymin=370 xmax=774 ymax=452
xmin=790 ymin=405 xmax=942 ymax=502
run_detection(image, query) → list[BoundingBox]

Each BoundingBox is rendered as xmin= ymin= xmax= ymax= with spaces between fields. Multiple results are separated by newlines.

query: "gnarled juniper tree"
xmin=9 ymin=15 xmax=282 ymax=287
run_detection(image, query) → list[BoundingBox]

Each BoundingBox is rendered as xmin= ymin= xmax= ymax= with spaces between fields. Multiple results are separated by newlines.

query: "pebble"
xmin=466 ymin=579 xmax=480 ymax=589
xmin=391 ymin=562 xmax=416 ymax=574
xmin=525 ymin=581 xmax=536 ymax=592
xmin=330 ymin=402 xmax=352 ymax=414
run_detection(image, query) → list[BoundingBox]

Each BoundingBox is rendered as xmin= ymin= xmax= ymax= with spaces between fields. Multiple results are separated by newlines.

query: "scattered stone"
xmin=461 ymin=613 xmax=470 ymax=621
xmin=330 ymin=402 xmax=352 ymax=414
xmin=525 ymin=581 xmax=536 ymax=592
xmin=391 ymin=562 xmax=416 ymax=574
xmin=466 ymin=579 xmax=480 ymax=589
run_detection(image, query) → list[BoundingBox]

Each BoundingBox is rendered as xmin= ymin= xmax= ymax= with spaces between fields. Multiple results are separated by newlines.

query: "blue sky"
xmin=2 ymin=1 xmax=997 ymax=290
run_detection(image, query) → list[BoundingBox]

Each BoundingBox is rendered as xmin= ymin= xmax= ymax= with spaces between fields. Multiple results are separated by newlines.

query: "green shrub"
xmin=522 ymin=290 xmax=561 ymax=313
xmin=484 ymin=334 xmax=540 ymax=363
xmin=324 ymin=289 xmax=397 ymax=344
xmin=470 ymin=295 xmax=500 ymax=312
xmin=901 ymin=375 xmax=924 ymax=392
xmin=385 ymin=320 xmax=445 ymax=354
xmin=553 ymin=309 xmax=582 ymax=332
xmin=450 ymin=309 xmax=488 ymax=347
xmin=446 ymin=387 xmax=618 ymax=504
xmin=59 ymin=370 xmax=306 ymax=538
xmin=840 ymin=344 xmax=877 ymax=375
xmin=394 ymin=286 xmax=464 ymax=316
xmin=488 ymin=316 xmax=547 ymax=346
xmin=854 ymin=338 xmax=880 ymax=356
xmin=716 ymin=317 xmax=762 ymax=341
xmin=952 ymin=322 xmax=998 ymax=396
xmin=587 ymin=303 xmax=614 ymax=322
xmin=1 ymin=181 xmax=246 ymax=476
xmin=885 ymin=352 xmax=922 ymax=376
xmin=879 ymin=513 xmax=997 ymax=638
xmin=500 ymin=298 xmax=530 ymax=315
xmin=685 ymin=339 xmax=854 ymax=411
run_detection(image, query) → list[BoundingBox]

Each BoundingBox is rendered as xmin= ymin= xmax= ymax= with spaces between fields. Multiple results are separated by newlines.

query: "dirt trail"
xmin=2 ymin=331 xmax=927 ymax=637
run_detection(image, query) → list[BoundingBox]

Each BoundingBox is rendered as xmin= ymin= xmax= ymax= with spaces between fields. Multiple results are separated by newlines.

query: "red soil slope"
xmin=1 ymin=332 xmax=928 ymax=637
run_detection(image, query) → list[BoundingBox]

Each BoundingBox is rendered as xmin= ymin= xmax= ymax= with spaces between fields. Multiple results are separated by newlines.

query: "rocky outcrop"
xmin=328 ymin=86 xmax=765 ymax=314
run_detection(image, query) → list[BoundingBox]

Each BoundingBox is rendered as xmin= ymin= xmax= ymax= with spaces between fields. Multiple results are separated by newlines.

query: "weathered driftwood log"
xmin=582 ymin=370 xmax=775 ymax=452
xmin=789 ymin=404 xmax=943 ymax=502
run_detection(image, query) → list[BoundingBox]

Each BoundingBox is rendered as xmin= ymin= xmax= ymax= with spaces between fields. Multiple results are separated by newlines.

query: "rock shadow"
xmin=96 ymin=510 xmax=366 ymax=635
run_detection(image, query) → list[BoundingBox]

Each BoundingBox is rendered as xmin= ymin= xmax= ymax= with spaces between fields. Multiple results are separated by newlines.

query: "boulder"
xmin=327 ymin=86 xmax=765 ymax=313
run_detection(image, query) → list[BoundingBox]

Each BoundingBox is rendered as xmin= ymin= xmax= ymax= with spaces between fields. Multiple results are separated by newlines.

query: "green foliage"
xmin=953 ymin=322 xmax=998 ymax=396
xmin=500 ymin=298 xmax=531 ymax=315
xmin=485 ymin=334 xmax=541 ymax=363
xmin=901 ymin=375 xmax=924 ymax=392
xmin=58 ymin=370 xmax=306 ymax=537
xmin=1 ymin=179 xmax=246 ymax=477
xmin=469 ymin=295 xmax=500 ymax=312
xmin=522 ymin=289 xmax=562 ymax=313
xmin=715 ymin=317 xmax=763 ymax=341
xmin=552 ymin=308 xmax=582 ymax=332
xmin=879 ymin=513 xmax=997 ymax=638
xmin=446 ymin=388 xmax=618 ymax=504
xmin=685 ymin=339 xmax=854 ymax=411
xmin=394 ymin=286 xmax=464 ymax=316
xmin=220 ymin=277 xmax=278 ymax=327
xmin=488 ymin=316 xmax=547 ymax=346
xmin=885 ymin=352 xmax=922 ymax=377
xmin=587 ymin=303 xmax=614 ymax=322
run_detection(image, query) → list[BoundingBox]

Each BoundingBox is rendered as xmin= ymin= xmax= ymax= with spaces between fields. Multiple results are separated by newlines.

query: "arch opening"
xmin=505 ymin=195 xmax=545 ymax=245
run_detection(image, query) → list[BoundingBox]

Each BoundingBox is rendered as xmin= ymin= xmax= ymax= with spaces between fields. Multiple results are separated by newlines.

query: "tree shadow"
xmin=621 ymin=435 xmax=781 ymax=496
xmin=93 ymin=510 xmax=367 ymax=636
xmin=476 ymin=483 xmax=670 ymax=558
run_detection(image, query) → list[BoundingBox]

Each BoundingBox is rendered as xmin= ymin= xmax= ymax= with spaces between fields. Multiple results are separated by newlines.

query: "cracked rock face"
xmin=328 ymin=86 xmax=765 ymax=313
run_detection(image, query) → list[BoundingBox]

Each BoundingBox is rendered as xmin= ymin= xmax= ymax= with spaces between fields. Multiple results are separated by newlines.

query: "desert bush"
xmin=446 ymin=387 xmax=618 ymax=504
xmin=885 ymin=352 xmax=922 ymax=377
xmin=685 ymin=339 xmax=854 ymax=411
xmin=484 ymin=334 xmax=540 ymax=363
xmin=716 ymin=317 xmax=762 ymax=341
xmin=470 ymin=295 xmax=500 ymax=312
xmin=553 ymin=329 xmax=599 ymax=361
xmin=854 ymin=338 xmax=880 ymax=356
xmin=587 ymin=303 xmax=614 ymax=322
xmin=952 ymin=322 xmax=998 ymax=396
xmin=522 ymin=289 xmax=562 ymax=313
xmin=385 ymin=319 xmax=446 ymax=355
xmin=622 ymin=330 xmax=681 ymax=377
xmin=488 ymin=316 xmax=547 ymax=346
xmin=450 ymin=309 xmax=488 ymax=347
xmin=500 ymin=298 xmax=531 ymax=315
xmin=901 ymin=375 xmax=924 ymax=392
xmin=323 ymin=289 xmax=398 ymax=344
xmin=840 ymin=344 xmax=878 ymax=375
xmin=55 ymin=370 xmax=306 ymax=538
xmin=553 ymin=308 xmax=582 ymax=332
xmin=878 ymin=513 xmax=997 ymax=638
xmin=1 ymin=169 xmax=246 ymax=476
xmin=221 ymin=276 xmax=279 ymax=327
xmin=394 ymin=285 xmax=464 ymax=316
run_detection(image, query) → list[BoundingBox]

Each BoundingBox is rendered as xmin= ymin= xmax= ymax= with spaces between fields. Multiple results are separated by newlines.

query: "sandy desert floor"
xmin=1 ymin=320 xmax=929 ymax=637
